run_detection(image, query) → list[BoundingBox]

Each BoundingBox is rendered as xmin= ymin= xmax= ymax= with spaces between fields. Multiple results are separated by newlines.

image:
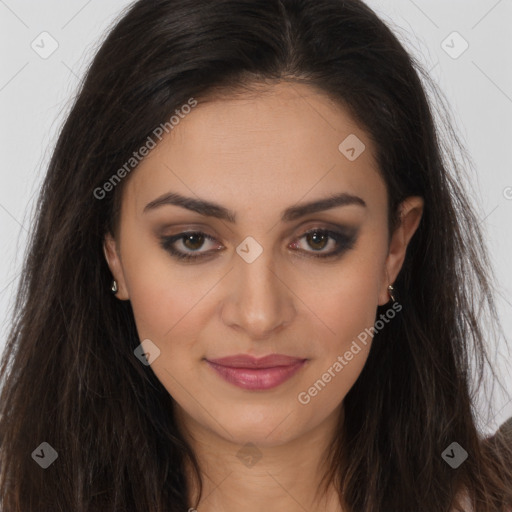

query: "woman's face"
xmin=104 ymin=82 xmax=422 ymax=447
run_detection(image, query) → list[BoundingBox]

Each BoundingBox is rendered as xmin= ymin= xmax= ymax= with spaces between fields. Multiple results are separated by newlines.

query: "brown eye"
xmin=290 ymin=228 xmax=357 ymax=259
xmin=160 ymin=231 xmax=222 ymax=261
xmin=305 ymin=231 xmax=329 ymax=251
xmin=160 ymin=227 xmax=357 ymax=263
xmin=182 ymin=233 xmax=206 ymax=251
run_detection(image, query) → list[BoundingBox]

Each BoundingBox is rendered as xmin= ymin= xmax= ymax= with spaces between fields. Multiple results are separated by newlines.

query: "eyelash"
xmin=159 ymin=228 xmax=356 ymax=262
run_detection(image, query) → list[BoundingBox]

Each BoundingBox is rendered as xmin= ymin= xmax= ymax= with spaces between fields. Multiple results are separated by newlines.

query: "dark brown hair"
xmin=1 ymin=0 xmax=511 ymax=510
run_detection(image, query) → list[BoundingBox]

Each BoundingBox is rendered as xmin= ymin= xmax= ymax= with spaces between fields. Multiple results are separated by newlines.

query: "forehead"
xmin=123 ymin=82 xmax=386 ymax=220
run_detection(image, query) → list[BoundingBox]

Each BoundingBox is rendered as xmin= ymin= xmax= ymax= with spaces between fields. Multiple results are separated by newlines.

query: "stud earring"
xmin=111 ymin=280 xmax=118 ymax=294
xmin=388 ymin=284 xmax=396 ymax=302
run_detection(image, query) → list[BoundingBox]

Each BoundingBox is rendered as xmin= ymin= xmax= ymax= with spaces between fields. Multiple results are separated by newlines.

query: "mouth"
xmin=205 ymin=354 xmax=308 ymax=390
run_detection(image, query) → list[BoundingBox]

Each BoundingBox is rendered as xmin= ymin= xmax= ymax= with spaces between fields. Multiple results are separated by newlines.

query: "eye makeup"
xmin=158 ymin=225 xmax=358 ymax=263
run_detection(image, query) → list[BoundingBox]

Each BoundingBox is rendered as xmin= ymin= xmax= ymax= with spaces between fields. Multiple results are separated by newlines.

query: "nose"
xmin=219 ymin=250 xmax=296 ymax=340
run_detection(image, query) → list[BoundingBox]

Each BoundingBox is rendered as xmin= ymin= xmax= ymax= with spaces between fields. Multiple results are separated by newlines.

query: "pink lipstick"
xmin=205 ymin=354 xmax=307 ymax=390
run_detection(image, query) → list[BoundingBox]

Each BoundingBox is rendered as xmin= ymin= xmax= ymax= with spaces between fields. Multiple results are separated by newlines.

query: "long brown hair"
xmin=1 ymin=0 xmax=511 ymax=510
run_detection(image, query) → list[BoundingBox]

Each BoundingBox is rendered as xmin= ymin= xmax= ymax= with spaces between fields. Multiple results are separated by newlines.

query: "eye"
xmin=289 ymin=228 xmax=357 ymax=259
xmin=160 ymin=227 xmax=357 ymax=263
xmin=160 ymin=231 xmax=222 ymax=261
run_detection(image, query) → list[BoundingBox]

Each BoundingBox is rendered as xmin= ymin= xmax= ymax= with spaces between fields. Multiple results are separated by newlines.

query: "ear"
xmin=378 ymin=196 xmax=424 ymax=305
xmin=103 ymin=232 xmax=130 ymax=300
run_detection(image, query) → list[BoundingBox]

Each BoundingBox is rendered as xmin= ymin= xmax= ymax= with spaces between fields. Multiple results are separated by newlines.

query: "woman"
xmin=0 ymin=0 xmax=511 ymax=510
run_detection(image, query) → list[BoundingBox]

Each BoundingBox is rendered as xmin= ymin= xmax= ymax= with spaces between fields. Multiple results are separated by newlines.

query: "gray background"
xmin=1 ymin=0 xmax=511 ymax=433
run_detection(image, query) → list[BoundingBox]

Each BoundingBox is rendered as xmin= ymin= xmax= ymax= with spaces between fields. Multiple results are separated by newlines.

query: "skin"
xmin=104 ymin=81 xmax=423 ymax=511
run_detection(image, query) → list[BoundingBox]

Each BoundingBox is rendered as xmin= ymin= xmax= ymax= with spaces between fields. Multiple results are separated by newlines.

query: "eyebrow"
xmin=143 ymin=191 xmax=366 ymax=223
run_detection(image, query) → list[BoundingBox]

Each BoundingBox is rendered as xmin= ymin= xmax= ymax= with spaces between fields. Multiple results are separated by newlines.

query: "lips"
xmin=205 ymin=354 xmax=308 ymax=390
xmin=207 ymin=354 xmax=306 ymax=369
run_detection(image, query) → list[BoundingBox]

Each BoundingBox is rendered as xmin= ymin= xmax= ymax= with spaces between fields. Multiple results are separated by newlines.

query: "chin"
xmin=213 ymin=408 xmax=305 ymax=446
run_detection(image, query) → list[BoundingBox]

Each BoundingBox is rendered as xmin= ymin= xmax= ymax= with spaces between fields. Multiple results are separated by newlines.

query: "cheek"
xmin=127 ymin=271 xmax=215 ymax=343
xmin=314 ymin=273 xmax=379 ymax=335
xmin=295 ymin=268 xmax=380 ymax=404
xmin=119 ymin=226 xmax=217 ymax=343
xmin=302 ymin=247 xmax=385 ymax=345
xmin=124 ymin=265 xmax=215 ymax=406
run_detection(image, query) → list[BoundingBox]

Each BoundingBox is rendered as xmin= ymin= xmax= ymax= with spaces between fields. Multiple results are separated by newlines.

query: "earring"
xmin=111 ymin=280 xmax=118 ymax=294
xmin=388 ymin=284 xmax=396 ymax=302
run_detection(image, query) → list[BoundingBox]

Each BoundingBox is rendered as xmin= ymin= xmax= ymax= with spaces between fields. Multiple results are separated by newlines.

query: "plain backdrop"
xmin=1 ymin=0 xmax=511 ymax=434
